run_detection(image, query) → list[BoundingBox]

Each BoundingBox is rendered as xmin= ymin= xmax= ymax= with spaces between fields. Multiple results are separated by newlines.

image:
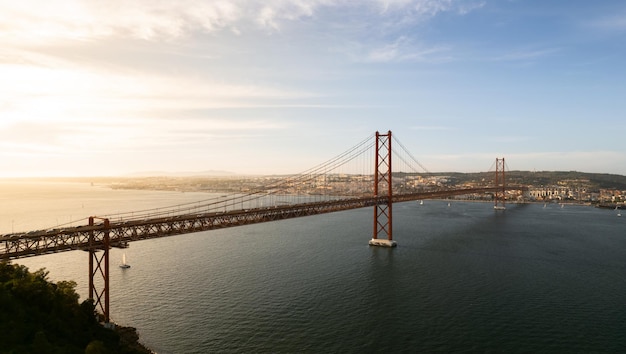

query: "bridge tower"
xmin=494 ymin=158 xmax=506 ymax=210
xmin=88 ymin=217 xmax=111 ymax=324
xmin=369 ymin=130 xmax=397 ymax=247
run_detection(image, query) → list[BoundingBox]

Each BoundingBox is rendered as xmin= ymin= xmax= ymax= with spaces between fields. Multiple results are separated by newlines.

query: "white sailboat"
xmin=120 ymin=253 xmax=131 ymax=269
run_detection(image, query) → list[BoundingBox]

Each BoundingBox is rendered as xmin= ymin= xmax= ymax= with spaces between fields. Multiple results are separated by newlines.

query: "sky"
xmin=1 ymin=0 xmax=626 ymax=177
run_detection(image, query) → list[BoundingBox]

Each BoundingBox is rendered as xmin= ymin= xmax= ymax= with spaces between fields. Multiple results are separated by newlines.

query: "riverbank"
xmin=115 ymin=325 xmax=154 ymax=354
xmin=441 ymin=197 xmax=624 ymax=209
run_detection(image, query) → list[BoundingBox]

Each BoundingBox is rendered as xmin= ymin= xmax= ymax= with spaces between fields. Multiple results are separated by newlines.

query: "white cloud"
xmin=490 ymin=47 xmax=561 ymax=62
xmin=0 ymin=0 xmax=503 ymax=178
xmin=0 ymin=47 xmax=318 ymax=124
xmin=0 ymin=0 xmax=243 ymax=43
xmin=0 ymin=0 xmax=485 ymax=44
xmin=362 ymin=36 xmax=452 ymax=63
xmin=367 ymin=41 xmax=401 ymax=62
xmin=376 ymin=0 xmax=485 ymax=19
xmin=457 ymin=0 xmax=486 ymax=15
xmin=0 ymin=0 xmax=332 ymax=43
xmin=256 ymin=0 xmax=326 ymax=30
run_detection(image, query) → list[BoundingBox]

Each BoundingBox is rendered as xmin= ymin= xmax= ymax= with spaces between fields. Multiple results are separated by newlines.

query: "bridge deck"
xmin=0 ymin=186 xmax=525 ymax=260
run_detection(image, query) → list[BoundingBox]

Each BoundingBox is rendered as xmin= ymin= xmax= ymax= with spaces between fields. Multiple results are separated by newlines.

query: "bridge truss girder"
xmin=0 ymin=187 xmax=528 ymax=260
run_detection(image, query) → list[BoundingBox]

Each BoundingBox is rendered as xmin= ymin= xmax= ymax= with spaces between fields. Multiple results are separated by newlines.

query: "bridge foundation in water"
xmin=369 ymin=238 xmax=397 ymax=247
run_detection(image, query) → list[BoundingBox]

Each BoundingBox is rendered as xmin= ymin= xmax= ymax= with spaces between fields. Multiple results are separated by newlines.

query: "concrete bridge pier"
xmin=369 ymin=238 xmax=397 ymax=247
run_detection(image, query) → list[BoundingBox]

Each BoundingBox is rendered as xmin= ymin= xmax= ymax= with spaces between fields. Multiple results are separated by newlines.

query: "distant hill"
xmin=439 ymin=171 xmax=626 ymax=190
xmin=125 ymin=170 xmax=236 ymax=177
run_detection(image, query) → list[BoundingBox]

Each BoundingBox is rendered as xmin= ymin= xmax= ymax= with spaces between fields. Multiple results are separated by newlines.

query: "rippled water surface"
xmin=7 ymin=181 xmax=626 ymax=353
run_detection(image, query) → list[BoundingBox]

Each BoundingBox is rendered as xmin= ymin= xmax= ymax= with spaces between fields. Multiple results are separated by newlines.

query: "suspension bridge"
xmin=0 ymin=131 xmax=526 ymax=323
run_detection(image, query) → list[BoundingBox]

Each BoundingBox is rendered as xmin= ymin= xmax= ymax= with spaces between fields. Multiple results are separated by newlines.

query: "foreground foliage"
xmin=0 ymin=261 xmax=150 ymax=354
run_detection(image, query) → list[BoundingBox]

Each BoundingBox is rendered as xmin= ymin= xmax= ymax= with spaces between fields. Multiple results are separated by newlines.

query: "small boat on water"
xmin=119 ymin=253 xmax=131 ymax=269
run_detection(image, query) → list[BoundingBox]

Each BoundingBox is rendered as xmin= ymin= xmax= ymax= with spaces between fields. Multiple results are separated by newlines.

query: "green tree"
xmin=0 ymin=261 xmax=151 ymax=354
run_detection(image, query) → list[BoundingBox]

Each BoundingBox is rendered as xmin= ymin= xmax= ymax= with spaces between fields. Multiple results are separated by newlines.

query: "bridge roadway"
xmin=0 ymin=186 xmax=524 ymax=260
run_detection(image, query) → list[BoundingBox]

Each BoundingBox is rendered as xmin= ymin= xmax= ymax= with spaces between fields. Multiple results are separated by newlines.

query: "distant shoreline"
xmin=431 ymin=198 xmax=625 ymax=209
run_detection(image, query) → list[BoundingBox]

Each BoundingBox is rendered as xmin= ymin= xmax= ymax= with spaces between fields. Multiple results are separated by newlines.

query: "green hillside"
xmin=441 ymin=171 xmax=626 ymax=190
xmin=0 ymin=262 xmax=151 ymax=354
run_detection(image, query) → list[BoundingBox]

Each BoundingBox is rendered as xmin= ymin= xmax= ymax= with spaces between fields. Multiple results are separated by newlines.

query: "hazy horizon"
xmin=2 ymin=169 xmax=626 ymax=180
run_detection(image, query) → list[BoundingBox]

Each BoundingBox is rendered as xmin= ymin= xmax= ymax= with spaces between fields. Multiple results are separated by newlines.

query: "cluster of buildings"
xmin=110 ymin=174 xmax=625 ymax=206
xmin=527 ymin=187 xmax=624 ymax=204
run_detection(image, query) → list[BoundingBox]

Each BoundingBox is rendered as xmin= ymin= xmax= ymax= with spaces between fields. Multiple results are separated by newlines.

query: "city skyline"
xmin=2 ymin=1 xmax=626 ymax=177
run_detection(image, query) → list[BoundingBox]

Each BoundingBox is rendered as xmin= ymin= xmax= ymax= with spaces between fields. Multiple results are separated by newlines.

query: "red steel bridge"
xmin=0 ymin=131 xmax=526 ymax=323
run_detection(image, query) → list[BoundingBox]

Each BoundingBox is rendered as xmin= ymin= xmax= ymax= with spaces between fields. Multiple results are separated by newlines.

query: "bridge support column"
xmin=88 ymin=217 xmax=111 ymax=323
xmin=369 ymin=130 xmax=397 ymax=247
xmin=494 ymin=158 xmax=506 ymax=210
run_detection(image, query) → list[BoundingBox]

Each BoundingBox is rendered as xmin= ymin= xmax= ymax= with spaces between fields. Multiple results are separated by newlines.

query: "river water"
xmin=4 ymin=180 xmax=626 ymax=353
